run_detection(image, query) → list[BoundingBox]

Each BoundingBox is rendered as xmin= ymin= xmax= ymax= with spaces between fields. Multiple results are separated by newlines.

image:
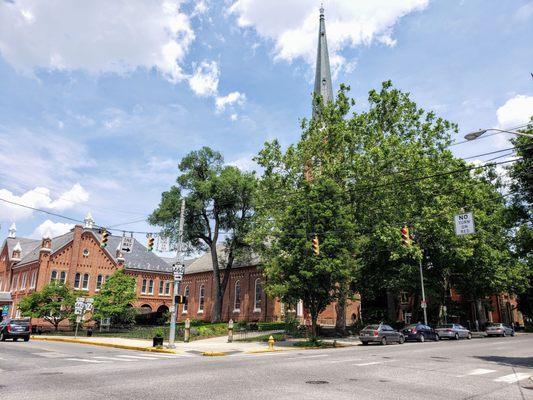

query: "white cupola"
xmin=84 ymin=212 xmax=95 ymax=229
xmin=8 ymin=222 xmax=16 ymax=238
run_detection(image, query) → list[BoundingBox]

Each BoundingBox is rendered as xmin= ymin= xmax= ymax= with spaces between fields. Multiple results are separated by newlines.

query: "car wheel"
xmin=435 ymin=334 xmax=440 ymax=342
xmin=454 ymin=333 xmax=459 ymax=340
xmin=399 ymin=336 xmax=405 ymax=344
xmin=467 ymin=333 xmax=472 ymax=340
xmin=13 ymin=337 xmax=18 ymax=342
xmin=418 ymin=334 xmax=425 ymax=343
xmin=361 ymin=341 xmax=368 ymax=346
xmin=381 ymin=337 xmax=387 ymax=346
xmin=502 ymin=331 xmax=506 ymax=337
xmin=0 ymin=332 xmax=5 ymax=341
xmin=24 ymin=336 xmax=30 ymax=342
xmin=511 ymin=331 xmax=515 ymax=337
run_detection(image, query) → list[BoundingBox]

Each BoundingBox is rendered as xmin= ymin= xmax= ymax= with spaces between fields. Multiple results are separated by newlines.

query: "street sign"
xmin=76 ymin=315 xmax=82 ymax=323
xmin=76 ymin=297 xmax=85 ymax=303
xmin=120 ymin=236 xmax=134 ymax=253
xmin=2 ymin=305 xmax=9 ymax=316
xmin=454 ymin=212 xmax=475 ymax=235
xmin=172 ymin=263 xmax=185 ymax=281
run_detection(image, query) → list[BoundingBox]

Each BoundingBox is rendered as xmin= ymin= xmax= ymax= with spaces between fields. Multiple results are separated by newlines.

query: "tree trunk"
xmin=311 ymin=311 xmax=318 ymax=340
xmin=210 ymin=245 xmax=223 ymax=323
xmin=335 ymin=287 xmax=347 ymax=336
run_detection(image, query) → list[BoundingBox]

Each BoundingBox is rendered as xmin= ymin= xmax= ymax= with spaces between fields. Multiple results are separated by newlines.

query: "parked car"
xmin=0 ymin=318 xmax=31 ymax=342
xmin=485 ymin=323 xmax=515 ymax=337
xmin=402 ymin=323 xmax=439 ymax=342
xmin=436 ymin=324 xmax=472 ymax=340
xmin=359 ymin=324 xmax=405 ymax=345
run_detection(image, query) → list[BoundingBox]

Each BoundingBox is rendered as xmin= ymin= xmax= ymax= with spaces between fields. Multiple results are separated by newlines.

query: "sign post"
xmin=168 ymin=199 xmax=185 ymax=349
xmin=454 ymin=212 xmax=475 ymax=236
xmin=74 ymin=297 xmax=93 ymax=338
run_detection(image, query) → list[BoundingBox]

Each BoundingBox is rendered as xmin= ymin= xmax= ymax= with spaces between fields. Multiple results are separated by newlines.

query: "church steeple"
xmin=312 ymin=5 xmax=333 ymax=119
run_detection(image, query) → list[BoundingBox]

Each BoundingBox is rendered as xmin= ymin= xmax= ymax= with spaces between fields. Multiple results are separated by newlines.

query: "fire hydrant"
xmin=268 ymin=335 xmax=275 ymax=350
xmin=228 ymin=319 xmax=234 ymax=343
xmin=184 ymin=318 xmax=190 ymax=343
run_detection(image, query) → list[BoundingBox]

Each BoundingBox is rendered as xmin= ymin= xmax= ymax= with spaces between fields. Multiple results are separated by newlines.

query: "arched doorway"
xmin=155 ymin=305 xmax=170 ymax=325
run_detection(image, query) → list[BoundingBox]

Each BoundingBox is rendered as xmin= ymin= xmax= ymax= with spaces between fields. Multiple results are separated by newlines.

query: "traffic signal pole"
xmin=168 ymin=199 xmax=185 ymax=348
xmin=418 ymin=257 xmax=428 ymax=325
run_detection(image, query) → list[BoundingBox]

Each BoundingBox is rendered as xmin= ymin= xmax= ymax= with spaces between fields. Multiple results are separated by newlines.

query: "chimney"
xmin=40 ymin=230 xmax=52 ymax=253
xmin=84 ymin=212 xmax=95 ymax=229
xmin=12 ymin=242 xmax=22 ymax=261
xmin=8 ymin=223 xmax=16 ymax=238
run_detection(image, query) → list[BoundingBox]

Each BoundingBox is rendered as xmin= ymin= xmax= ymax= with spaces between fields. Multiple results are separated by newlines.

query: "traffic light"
xmin=174 ymin=295 xmax=188 ymax=305
xmin=401 ymin=226 xmax=410 ymax=247
xmin=147 ymin=235 xmax=155 ymax=252
xmin=312 ymin=235 xmax=320 ymax=256
xmin=100 ymin=229 xmax=109 ymax=248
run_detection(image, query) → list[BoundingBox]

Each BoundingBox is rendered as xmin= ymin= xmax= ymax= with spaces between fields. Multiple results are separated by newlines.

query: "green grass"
xmin=292 ymin=339 xmax=334 ymax=348
xmin=236 ymin=333 xmax=287 ymax=342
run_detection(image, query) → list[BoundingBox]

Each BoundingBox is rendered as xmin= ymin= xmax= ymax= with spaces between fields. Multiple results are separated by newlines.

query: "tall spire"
xmin=312 ymin=5 xmax=333 ymax=119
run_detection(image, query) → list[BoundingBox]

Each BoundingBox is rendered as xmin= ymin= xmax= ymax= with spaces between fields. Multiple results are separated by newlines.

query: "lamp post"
xmin=464 ymin=128 xmax=533 ymax=141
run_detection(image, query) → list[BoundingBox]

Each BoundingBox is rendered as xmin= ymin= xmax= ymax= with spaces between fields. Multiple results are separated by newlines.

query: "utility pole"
xmin=168 ymin=199 xmax=185 ymax=348
xmin=418 ymin=257 xmax=428 ymax=325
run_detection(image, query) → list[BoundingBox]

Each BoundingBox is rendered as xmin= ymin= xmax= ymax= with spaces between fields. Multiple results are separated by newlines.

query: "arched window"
xmin=60 ymin=271 xmax=67 ymax=284
xmin=141 ymin=279 xmax=147 ymax=294
xmin=254 ymin=279 xmax=262 ymax=311
xmin=182 ymin=286 xmax=189 ymax=313
xmin=148 ymin=279 xmax=154 ymax=294
xmin=234 ymin=280 xmax=241 ymax=312
xmin=74 ymin=273 xmax=81 ymax=288
xmin=198 ymin=284 xmax=205 ymax=312
xmin=158 ymin=280 xmax=164 ymax=295
xmin=82 ymin=273 xmax=89 ymax=290
xmin=50 ymin=270 xmax=58 ymax=283
xmin=96 ymin=274 xmax=103 ymax=291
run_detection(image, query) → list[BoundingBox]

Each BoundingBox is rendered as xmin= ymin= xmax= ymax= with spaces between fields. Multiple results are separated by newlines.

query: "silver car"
xmin=360 ymin=324 xmax=405 ymax=345
xmin=435 ymin=324 xmax=472 ymax=340
xmin=486 ymin=323 xmax=515 ymax=337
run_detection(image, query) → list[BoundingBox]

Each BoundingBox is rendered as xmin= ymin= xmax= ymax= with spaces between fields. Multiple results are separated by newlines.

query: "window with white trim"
xmin=141 ymin=279 xmax=147 ymax=294
xmin=182 ymin=286 xmax=189 ymax=313
xmin=60 ymin=271 xmax=67 ymax=284
xmin=74 ymin=272 xmax=81 ymax=289
xmin=82 ymin=273 xmax=89 ymax=290
xmin=165 ymin=281 xmax=171 ymax=295
xmin=254 ymin=279 xmax=262 ymax=311
xmin=233 ymin=280 xmax=241 ymax=312
xmin=50 ymin=270 xmax=58 ymax=283
xmin=12 ymin=275 xmax=18 ymax=292
xmin=21 ymin=272 xmax=27 ymax=290
xmin=148 ymin=279 xmax=154 ymax=295
xmin=158 ymin=280 xmax=164 ymax=295
xmin=198 ymin=284 xmax=205 ymax=312
xmin=96 ymin=274 xmax=103 ymax=291
xmin=30 ymin=270 xmax=37 ymax=289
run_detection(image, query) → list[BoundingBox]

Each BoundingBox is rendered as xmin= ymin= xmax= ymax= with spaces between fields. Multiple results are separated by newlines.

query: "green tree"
xmin=18 ymin=282 xmax=74 ymax=331
xmin=149 ymin=147 xmax=256 ymax=322
xmin=93 ymin=269 xmax=137 ymax=326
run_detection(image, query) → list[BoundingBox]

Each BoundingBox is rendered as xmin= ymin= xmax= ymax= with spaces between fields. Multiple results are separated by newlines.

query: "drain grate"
xmin=306 ymin=380 xmax=329 ymax=385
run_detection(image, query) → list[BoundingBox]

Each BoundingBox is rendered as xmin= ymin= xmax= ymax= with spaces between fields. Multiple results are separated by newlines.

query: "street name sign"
xmin=454 ymin=212 xmax=475 ymax=236
xmin=121 ymin=236 xmax=134 ymax=253
xmin=172 ymin=263 xmax=185 ymax=281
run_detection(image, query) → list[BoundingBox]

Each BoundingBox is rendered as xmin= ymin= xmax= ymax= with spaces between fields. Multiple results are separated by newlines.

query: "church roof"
xmin=4 ymin=237 xmax=40 ymax=261
xmin=312 ymin=6 xmax=334 ymax=118
xmin=185 ymin=246 xmax=260 ymax=275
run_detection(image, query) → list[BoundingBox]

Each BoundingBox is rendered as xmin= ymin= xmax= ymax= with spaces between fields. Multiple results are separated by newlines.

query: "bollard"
xmin=268 ymin=335 xmax=275 ymax=350
xmin=184 ymin=318 xmax=190 ymax=343
xmin=228 ymin=319 xmax=234 ymax=343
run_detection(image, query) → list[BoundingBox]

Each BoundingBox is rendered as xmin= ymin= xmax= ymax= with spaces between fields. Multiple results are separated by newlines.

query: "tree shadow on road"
xmin=473 ymin=356 xmax=533 ymax=369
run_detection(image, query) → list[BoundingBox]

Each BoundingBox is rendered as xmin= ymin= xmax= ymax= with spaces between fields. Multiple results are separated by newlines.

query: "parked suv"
xmin=359 ymin=324 xmax=405 ymax=345
xmin=485 ymin=323 xmax=515 ymax=337
xmin=0 ymin=318 xmax=31 ymax=342
xmin=435 ymin=324 xmax=472 ymax=340
xmin=402 ymin=323 xmax=439 ymax=342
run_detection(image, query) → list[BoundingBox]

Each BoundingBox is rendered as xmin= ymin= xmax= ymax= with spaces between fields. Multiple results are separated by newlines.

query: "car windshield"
xmin=487 ymin=323 xmax=502 ymax=327
xmin=405 ymin=324 xmax=418 ymax=329
xmin=437 ymin=324 xmax=454 ymax=328
xmin=363 ymin=325 xmax=380 ymax=330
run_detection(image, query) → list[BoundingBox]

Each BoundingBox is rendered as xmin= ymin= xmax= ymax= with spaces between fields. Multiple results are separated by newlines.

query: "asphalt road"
xmin=1 ymin=335 xmax=532 ymax=400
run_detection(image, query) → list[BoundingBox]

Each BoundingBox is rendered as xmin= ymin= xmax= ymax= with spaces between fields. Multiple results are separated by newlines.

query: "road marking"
xmin=494 ymin=373 xmax=531 ymax=383
xmin=353 ymin=361 xmax=383 ymax=366
xmin=286 ymin=354 xmax=328 ymax=360
xmin=468 ymin=369 xmax=496 ymax=376
xmin=65 ymin=358 xmax=109 ymax=363
xmin=116 ymin=355 xmax=162 ymax=360
xmin=92 ymin=356 xmax=138 ymax=362
xmin=327 ymin=359 xmax=362 ymax=363
xmin=32 ymin=352 xmax=67 ymax=358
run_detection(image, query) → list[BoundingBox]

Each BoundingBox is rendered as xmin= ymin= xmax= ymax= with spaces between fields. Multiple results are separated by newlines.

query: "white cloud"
xmin=193 ymin=0 xmax=209 ymax=16
xmin=215 ymin=91 xmax=246 ymax=112
xmin=31 ymin=219 xmax=74 ymax=239
xmin=230 ymin=0 xmax=428 ymax=72
xmin=188 ymin=60 xmax=219 ymax=97
xmin=0 ymin=0 xmax=195 ymax=83
xmin=496 ymin=95 xmax=533 ymax=128
xmin=228 ymin=153 xmax=257 ymax=171
xmin=0 ymin=184 xmax=89 ymax=221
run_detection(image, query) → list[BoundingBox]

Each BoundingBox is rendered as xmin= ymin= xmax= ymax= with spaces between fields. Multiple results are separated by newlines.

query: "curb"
xmin=30 ymin=336 xmax=178 ymax=354
xmin=202 ymin=351 xmax=226 ymax=357
xmin=246 ymin=348 xmax=286 ymax=354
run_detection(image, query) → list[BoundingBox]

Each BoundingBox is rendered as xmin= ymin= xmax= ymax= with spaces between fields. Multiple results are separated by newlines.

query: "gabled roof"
xmin=17 ymin=231 xmax=73 ymax=265
xmin=4 ymin=237 xmax=40 ymax=261
xmin=185 ymin=246 xmax=260 ymax=275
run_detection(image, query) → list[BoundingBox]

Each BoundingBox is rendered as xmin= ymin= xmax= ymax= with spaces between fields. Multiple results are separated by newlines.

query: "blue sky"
xmin=0 ymin=0 xmax=532 ymax=250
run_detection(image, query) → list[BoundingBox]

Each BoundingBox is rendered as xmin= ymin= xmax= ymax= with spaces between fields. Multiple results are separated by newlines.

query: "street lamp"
xmin=464 ymin=128 xmax=533 ymax=141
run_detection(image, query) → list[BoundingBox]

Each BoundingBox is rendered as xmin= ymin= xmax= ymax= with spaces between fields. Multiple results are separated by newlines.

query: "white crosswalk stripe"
xmin=92 ymin=356 xmax=138 ymax=362
xmin=65 ymin=358 xmax=109 ymax=363
xmin=467 ymin=369 xmax=496 ymax=376
xmin=116 ymin=355 xmax=165 ymax=360
xmin=493 ymin=373 xmax=531 ymax=383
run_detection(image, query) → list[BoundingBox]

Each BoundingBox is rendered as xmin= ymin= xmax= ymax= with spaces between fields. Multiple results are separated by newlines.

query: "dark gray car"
xmin=436 ymin=324 xmax=472 ymax=340
xmin=360 ymin=324 xmax=405 ymax=345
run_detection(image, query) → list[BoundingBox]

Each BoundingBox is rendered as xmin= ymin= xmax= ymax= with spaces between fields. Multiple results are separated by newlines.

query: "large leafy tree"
xmin=150 ymin=147 xmax=256 ymax=322
xmin=93 ymin=269 xmax=137 ymax=326
xmin=18 ymin=282 xmax=74 ymax=331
